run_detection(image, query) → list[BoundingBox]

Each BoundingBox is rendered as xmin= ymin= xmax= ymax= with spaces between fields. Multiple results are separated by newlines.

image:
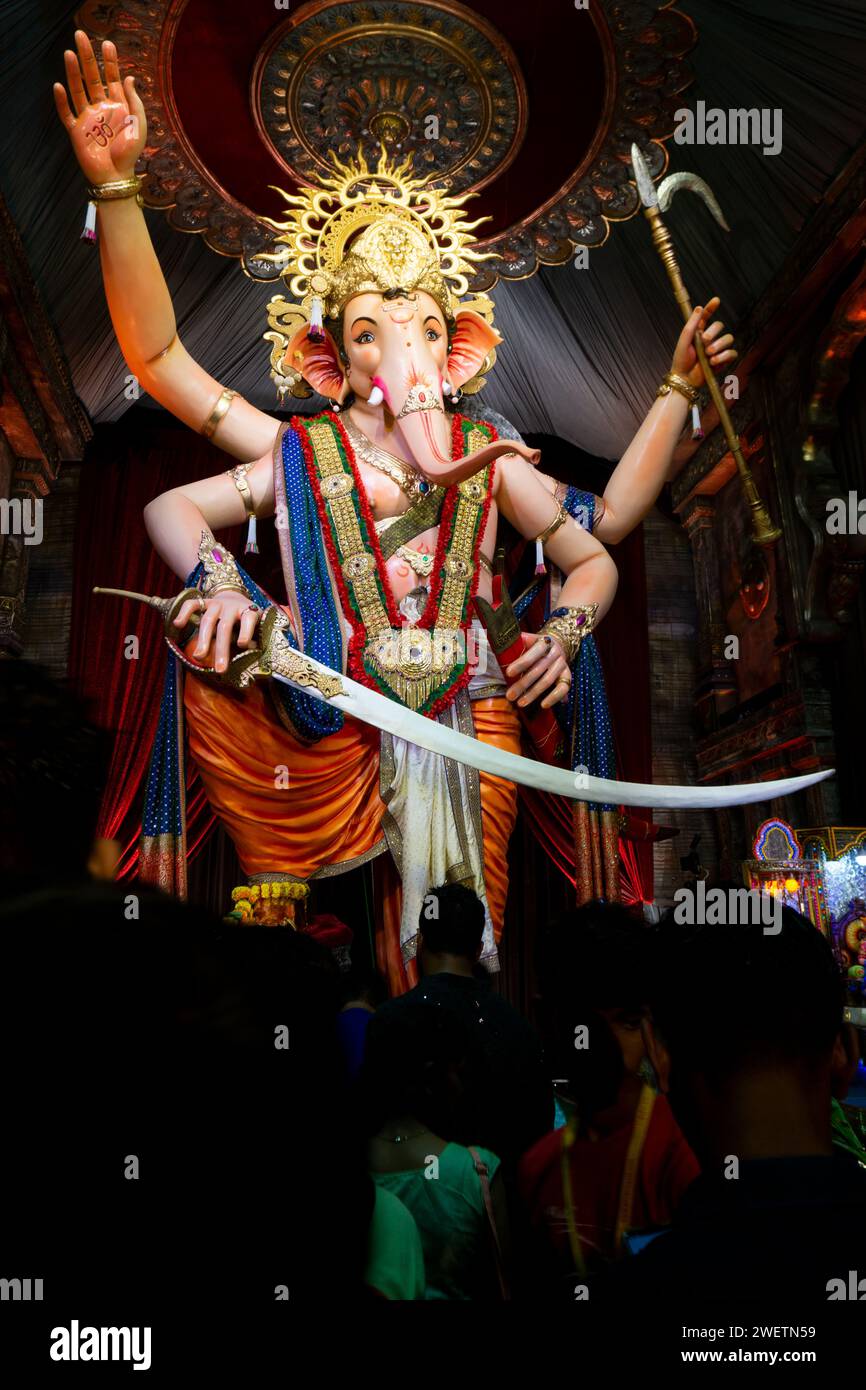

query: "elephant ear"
xmin=447 ymin=311 xmax=503 ymax=390
xmin=283 ymin=324 xmax=349 ymax=401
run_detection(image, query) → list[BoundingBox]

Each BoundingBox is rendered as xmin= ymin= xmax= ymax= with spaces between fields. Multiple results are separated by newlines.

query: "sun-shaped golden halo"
xmin=260 ymin=146 xmax=497 ymax=399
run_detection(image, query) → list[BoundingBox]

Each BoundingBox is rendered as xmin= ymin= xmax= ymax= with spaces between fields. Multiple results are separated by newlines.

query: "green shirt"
xmin=372 ymin=1143 xmax=501 ymax=1301
xmin=365 ymin=1185 xmax=426 ymax=1300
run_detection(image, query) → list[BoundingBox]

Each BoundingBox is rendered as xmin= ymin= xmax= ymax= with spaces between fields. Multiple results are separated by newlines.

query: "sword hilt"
xmin=93 ymin=584 xmax=276 ymax=689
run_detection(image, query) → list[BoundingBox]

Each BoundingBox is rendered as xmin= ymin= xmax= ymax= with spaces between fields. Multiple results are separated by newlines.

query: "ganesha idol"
xmin=57 ymin=33 xmax=829 ymax=993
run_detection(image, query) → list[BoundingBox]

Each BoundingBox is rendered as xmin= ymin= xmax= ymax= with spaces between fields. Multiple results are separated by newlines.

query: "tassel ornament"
xmin=82 ymin=200 xmax=98 ymax=244
xmin=534 ymin=538 xmax=546 ymax=576
xmin=308 ymin=295 xmax=324 ymax=344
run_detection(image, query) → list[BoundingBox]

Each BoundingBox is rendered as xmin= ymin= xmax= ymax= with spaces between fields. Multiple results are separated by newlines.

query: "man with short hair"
xmin=376 ymin=883 xmax=552 ymax=1167
xmin=518 ymin=902 xmax=698 ymax=1294
xmin=600 ymin=906 xmax=866 ymax=1303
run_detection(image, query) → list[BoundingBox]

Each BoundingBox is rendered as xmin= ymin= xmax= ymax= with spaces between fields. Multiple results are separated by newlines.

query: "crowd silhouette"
xmin=2 ymin=660 xmax=865 ymax=1311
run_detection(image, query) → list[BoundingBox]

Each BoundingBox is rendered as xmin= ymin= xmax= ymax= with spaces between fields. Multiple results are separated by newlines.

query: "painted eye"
xmin=354 ymin=331 xmax=375 ymax=345
xmin=425 ymin=328 xmax=441 ymax=342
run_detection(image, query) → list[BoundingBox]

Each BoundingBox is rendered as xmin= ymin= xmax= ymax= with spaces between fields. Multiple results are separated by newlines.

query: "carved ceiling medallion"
xmin=254 ymin=2 xmax=527 ymax=195
xmin=74 ymin=0 xmax=696 ymax=290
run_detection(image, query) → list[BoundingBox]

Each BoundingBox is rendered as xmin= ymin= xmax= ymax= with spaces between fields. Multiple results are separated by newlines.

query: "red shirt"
xmin=518 ymin=1094 xmax=699 ymax=1277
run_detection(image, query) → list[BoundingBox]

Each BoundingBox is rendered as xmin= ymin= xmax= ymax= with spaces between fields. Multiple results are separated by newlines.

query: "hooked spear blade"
xmin=657 ymin=172 xmax=731 ymax=232
xmin=630 ymin=143 xmax=658 ymax=209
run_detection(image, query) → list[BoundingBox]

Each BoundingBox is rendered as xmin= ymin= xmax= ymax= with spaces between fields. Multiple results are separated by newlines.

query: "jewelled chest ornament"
xmin=367 ymin=626 xmax=461 ymax=711
xmin=298 ymin=413 xmax=492 ymax=716
xmin=259 ymin=146 xmax=498 ymax=400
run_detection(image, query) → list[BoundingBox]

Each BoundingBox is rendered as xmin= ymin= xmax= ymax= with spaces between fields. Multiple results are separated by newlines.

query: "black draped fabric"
xmin=1 ymin=1 xmax=865 ymax=457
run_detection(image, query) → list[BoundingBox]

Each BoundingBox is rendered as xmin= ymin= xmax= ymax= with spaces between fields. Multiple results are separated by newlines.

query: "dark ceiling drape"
xmin=2 ymin=1 xmax=865 ymax=458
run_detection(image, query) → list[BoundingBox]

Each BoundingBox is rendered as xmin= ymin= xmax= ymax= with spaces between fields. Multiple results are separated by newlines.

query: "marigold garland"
xmin=230 ymin=881 xmax=310 ymax=904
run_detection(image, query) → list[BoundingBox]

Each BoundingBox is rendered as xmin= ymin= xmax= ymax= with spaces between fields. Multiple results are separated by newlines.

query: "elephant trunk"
xmin=370 ymin=373 xmax=538 ymax=485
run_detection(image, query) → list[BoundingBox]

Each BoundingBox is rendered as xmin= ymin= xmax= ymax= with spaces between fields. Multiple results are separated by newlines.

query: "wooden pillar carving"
xmin=680 ymin=494 xmax=738 ymax=729
xmin=0 ymin=189 xmax=92 ymax=658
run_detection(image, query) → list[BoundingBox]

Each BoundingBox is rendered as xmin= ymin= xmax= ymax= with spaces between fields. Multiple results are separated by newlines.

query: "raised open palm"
xmin=53 ymin=30 xmax=146 ymax=185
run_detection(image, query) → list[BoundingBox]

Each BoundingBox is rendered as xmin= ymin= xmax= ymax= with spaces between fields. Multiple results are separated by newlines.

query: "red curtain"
xmin=619 ymin=836 xmax=651 ymax=906
xmin=68 ymin=415 xmax=250 ymax=878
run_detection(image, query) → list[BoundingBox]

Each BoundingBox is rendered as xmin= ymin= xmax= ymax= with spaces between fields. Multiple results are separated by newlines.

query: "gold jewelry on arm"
xmin=145 ymin=332 xmax=179 ymax=365
xmin=592 ymin=497 xmax=606 ymax=533
xmin=536 ymin=502 xmax=569 ymax=547
xmin=201 ymin=388 xmax=238 ymax=440
xmin=539 ymin=604 xmax=599 ymax=666
xmin=87 ymin=175 xmax=144 ymax=206
xmin=197 ymin=532 xmax=248 ymax=599
xmin=657 ymin=372 xmax=699 ymax=406
xmin=228 ymin=462 xmax=256 ymax=521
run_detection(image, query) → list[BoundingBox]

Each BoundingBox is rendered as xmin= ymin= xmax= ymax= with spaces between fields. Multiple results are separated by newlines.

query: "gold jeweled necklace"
xmin=343 ymin=413 xmax=432 ymax=502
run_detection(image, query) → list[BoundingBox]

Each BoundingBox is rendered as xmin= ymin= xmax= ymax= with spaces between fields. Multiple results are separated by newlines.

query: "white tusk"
xmin=367 ymin=385 xmax=384 ymax=406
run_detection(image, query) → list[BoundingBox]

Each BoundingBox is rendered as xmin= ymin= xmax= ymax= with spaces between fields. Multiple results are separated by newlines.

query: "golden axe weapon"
xmin=630 ymin=144 xmax=781 ymax=547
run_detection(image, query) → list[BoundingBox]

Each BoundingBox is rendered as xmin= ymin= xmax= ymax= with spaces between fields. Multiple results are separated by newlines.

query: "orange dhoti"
xmin=183 ymin=675 xmax=521 ymax=994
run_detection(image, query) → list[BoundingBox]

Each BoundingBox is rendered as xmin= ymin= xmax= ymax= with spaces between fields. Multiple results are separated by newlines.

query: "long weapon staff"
xmin=630 ymin=144 xmax=781 ymax=546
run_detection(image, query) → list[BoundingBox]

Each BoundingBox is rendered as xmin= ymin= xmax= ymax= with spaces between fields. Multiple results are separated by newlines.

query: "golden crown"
xmin=260 ymin=148 xmax=497 ymax=400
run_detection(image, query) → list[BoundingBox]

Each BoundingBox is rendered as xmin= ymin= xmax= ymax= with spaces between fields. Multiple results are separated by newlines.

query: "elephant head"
xmin=283 ymin=289 xmax=539 ymax=484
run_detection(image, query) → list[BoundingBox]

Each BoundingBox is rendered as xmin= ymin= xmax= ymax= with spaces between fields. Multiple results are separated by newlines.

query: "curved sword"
xmin=92 ymin=586 xmax=832 ymax=811
xmin=266 ymin=629 xmax=833 ymax=811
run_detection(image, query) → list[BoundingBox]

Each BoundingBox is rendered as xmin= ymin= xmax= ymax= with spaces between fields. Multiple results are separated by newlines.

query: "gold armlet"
xmin=201 ymin=388 xmax=238 ymax=440
xmin=658 ymin=372 xmax=699 ymax=406
xmin=228 ymin=462 xmax=256 ymax=519
xmin=539 ymin=604 xmax=599 ymax=666
xmin=537 ymin=503 xmax=569 ymax=548
xmin=145 ymin=332 xmax=179 ymax=365
xmin=87 ymin=176 xmax=143 ymax=207
xmin=198 ymin=532 xmax=248 ymax=599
